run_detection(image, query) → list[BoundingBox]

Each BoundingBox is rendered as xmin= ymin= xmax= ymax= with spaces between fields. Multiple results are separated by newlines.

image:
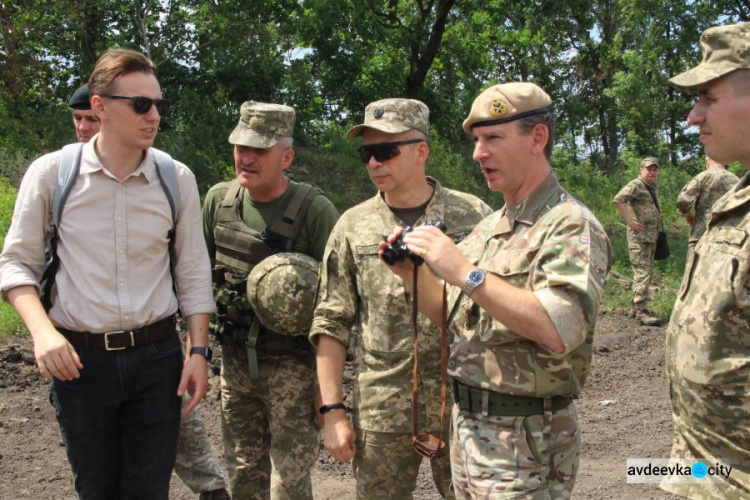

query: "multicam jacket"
xmin=667 ymin=171 xmax=750 ymax=388
xmin=614 ymin=177 xmax=662 ymax=244
xmin=448 ymin=173 xmax=613 ymax=397
xmin=310 ymin=178 xmax=492 ymax=432
xmin=676 ymin=168 xmax=739 ymax=244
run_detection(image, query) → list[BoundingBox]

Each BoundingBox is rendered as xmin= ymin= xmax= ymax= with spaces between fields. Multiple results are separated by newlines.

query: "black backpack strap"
xmin=264 ymin=183 xmax=322 ymax=252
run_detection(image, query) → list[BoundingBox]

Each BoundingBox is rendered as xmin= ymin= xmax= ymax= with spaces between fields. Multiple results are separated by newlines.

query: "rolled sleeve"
xmin=0 ymin=154 xmax=57 ymax=301
xmin=535 ymin=287 xmax=587 ymax=355
xmin=171 ymin=163 xmax=215 ymax=316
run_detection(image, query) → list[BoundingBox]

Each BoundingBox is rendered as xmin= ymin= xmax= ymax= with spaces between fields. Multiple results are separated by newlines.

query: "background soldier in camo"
xmin=381 ymin=83 xmax=612 ymax=499
xmin=614 ymin=157 xmax=663 ymax=326
xmin=311 ymin=98 xmax=491 ymax=499
xmin=676 ymin=155 xmax=738 ymax=260
xmin=662 ymin=21 xmax=750 ymax=499
xmin=202 ymin=101 xmax=339 ymax=499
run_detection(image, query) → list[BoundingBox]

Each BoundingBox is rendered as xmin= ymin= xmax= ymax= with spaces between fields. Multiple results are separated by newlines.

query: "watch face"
xmin=468 ymin=269 xmax=485 ymax=284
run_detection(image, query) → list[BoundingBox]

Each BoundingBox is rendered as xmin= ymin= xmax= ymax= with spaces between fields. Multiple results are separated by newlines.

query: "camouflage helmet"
xmin=246 ymin=252 xmax=320 ymax=336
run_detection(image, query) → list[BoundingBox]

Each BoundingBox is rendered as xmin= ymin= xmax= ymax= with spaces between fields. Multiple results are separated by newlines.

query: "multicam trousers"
xmin=352 ymin=428 xmax=454 ymax=499
xmin=220 ymin=344 xmax=320 ymax=500
xmin=174 ymin=393 xmax=229 ymax=493
xmin=450 ymin=403 xmax=579 ymax=499
xmin=628 ymin=241 xmax=656 ymax=308
xmin=660 ymin=380 xmax=750 ymax=499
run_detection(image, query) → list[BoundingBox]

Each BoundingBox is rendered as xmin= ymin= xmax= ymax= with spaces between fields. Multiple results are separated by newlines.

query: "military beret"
xmin=463 ymin=82 xmax=552 ymax=133
xmin=68 ymin=84 xmax=91 ymax=110
xmin=347 ymin=98 xmax=429 ymax=138
xmin=229 ymin=101 xmax=295 ymax=148
xmin=669 ymin=22 xmax=750 ymax=92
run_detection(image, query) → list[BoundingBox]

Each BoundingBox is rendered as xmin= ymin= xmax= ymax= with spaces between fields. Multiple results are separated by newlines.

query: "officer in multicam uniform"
xmin=676 ymin=156 xmax=738 ymax=259
xmin=614 ymin=157 xmax=663 ymax=326
xmin=661 ymin=21 xmax=750 ymax=499
xmin=201 ymin=101 xmax=339 ymax=499
xmin=381 ymin=83 xmax=612 ymax=498
xmin=311 ymin=98 xmax=491 ymax=499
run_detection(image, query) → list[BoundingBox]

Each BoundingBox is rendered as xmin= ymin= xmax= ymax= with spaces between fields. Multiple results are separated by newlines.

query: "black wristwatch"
xmin=189 ymin=346 xmax=213 ymax=362
xmin=319 ymin=403 xmax=347 ymax=415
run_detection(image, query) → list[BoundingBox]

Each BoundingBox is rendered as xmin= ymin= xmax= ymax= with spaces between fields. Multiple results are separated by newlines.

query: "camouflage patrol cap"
xmin=641 ymin=157 xmax=660 ymax=168
xmin=229 ymin=101 xmax=295 ymax=148
xmin=669 ymin=22 xmax=750 ymax=92
xmin=246 ymin=252 xmax=320 ymax=336
xmin=69 ymin=84 xmax=91 ymax=110
xmin=463 ymin=82 xmax=552 ymax=133
xmin=347 ymin=98 xmax=429 ymax=138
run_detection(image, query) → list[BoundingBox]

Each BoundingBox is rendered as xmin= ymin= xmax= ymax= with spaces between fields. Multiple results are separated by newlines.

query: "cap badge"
xmin=373 ymin=106 xmax=384 ymax=119
xmin=489 ymin=98 xmax=507 ymax=118
xmin=248 ymin=116 xmax=259 ymax=129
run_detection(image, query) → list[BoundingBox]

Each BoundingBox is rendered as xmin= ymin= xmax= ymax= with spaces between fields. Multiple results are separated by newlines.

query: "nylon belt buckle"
xmin=104 ymin=330 xmax=134 ymax=350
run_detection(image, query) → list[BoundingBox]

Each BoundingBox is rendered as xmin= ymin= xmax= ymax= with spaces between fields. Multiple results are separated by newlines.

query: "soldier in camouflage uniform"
xmin=202 ymin=102 xmax=339 ymax=499
xmin=614 ymin=157 xmax=663 ymax=326
xmin=676 ymin=156 xmax=738 ymax=260
xmin=381 ymin=83 xmax=613 ymax=498
xmin=311 ymin=98 xmax=491 ymax=499
xmin=68 ymin=83 xmax=231 ymax=500
xmin=661 ymin=21 xmax=750 ymax=499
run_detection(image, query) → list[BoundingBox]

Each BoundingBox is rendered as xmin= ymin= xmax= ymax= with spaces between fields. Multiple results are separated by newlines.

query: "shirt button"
xmin=448 ymin=360 xmax=456 ymax=369
xmin=502 ymin=265 xmax=510 ymax=273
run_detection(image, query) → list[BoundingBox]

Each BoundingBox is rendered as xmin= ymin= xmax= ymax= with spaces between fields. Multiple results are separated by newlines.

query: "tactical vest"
xmin=211 ymin=179 xmax=321 ymax=376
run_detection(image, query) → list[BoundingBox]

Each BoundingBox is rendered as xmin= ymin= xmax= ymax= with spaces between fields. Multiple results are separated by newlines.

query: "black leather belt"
xmin=452 ymin=379 xmax=571 ymax=417
xmin=57 ymin=315 xmax=177 ymax=350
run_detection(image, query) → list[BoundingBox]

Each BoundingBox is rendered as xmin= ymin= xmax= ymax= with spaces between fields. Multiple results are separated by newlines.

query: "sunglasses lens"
xmin=358 ymin=148 xmax=372 ymax=164
xmin=131 ymin=97 xmax=152 ymax=114
xmin=358 ymin=144 xmax=401 ymax=164
xmin=155 ymin=100 xmax=170 ymax=116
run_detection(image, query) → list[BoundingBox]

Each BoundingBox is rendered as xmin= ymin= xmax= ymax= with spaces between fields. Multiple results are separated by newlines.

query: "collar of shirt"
xmin=495 ymin=173 xmax=562 ymax=235
xmin=82 ymin=135 xmax=159 ymax=185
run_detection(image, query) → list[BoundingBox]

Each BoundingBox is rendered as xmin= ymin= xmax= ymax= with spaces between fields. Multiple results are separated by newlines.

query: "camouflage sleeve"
xmin=300 ymin=195 xmax=339 ymax=261
xmin=309 ymin=220 xmax=358 ymax=347
xmin=532 ymin=215 xmax=612 ymax=355
xmin=676 ymin=175 xmax=701 ymax=216
xmin=613 ymin=181 xmax=634 ymax=204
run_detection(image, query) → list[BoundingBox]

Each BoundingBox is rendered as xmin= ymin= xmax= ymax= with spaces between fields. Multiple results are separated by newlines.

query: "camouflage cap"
xmin=463 ymin=82 xmax=552 ymax=133
xmin=246 ymin=252 xmax=320 ymax=336
xmin=641 ymin=157 xmax=660 ymax=168
xmin=669 ymin=22 xmax=750 ymax=92
xmin=69 ymin=84 xmax=91 ymax=110
xmin=229 ymin=101 xmax=295 ymax=148
xmin=347 ymin=98 xmax=429 ymax=138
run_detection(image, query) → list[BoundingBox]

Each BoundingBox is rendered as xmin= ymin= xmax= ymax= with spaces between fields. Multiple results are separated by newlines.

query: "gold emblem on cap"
xmin=248 ymin=116 xmax=259 ymax=129
xmin=489 ymin=98 xmax=507 ymax=118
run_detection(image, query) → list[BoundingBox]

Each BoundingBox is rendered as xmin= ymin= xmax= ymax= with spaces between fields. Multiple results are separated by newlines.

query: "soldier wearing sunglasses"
xmin=380 ymin=83 xmax=613 ymax=498
xmin=0 ymin=49 xmax=214 ymax=498
xmin=311 ymin=98 xmax=491 ymax=499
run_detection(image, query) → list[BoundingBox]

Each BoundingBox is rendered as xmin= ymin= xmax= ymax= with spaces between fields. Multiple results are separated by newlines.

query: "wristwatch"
xmin=189 ymin=346 xmax=213 ymax=362
xmin=319 ymin=403 xmax=347 ymax=415
xmin=463 ymin=268 xmax=487 ymax=296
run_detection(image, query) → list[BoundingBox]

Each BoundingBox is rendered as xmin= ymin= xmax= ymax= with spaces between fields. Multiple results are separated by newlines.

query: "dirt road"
xmin=0 ymin=310 xmax=674 ymax=499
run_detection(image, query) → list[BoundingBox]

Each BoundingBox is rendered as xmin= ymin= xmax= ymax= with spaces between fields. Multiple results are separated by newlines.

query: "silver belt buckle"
xmin=104 ymin=330 xmax=134 ymax=350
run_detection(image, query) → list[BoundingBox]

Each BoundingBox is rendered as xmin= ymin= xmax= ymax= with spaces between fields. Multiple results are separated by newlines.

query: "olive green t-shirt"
xmin=202 ymin=179 xmax=339 ymax=261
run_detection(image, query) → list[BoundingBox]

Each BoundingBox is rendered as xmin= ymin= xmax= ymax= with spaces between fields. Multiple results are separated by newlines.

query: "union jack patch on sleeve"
xmin=579 ymin=235 xmax=591 ymax=244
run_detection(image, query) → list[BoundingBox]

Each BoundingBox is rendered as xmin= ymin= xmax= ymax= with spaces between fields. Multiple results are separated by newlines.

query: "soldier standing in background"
xmin=614 ymin=157 xmax=663 ymax=326
xmin=202 ymin=101 xmax=338 ymax=499
xmin=676 ymin=155 xmax=738 ymax=259
xmin=662 ymin=21 xmax=750 ymax=498
xmin=312 ymin=98 xmax=491 ymax=499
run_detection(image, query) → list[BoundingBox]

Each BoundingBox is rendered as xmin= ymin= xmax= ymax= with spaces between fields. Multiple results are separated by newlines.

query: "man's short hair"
xmin=517 ymin=113 xmax=555 ymax=161
xmin=88 ymin=49 xmax=156 ymax=97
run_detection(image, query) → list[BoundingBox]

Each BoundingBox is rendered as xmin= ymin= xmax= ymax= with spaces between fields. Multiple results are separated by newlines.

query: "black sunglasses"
xmin=357 ymin=139 xmax=423 ymax=164
xmin=100 ymin=94 xmax=170 ymax=116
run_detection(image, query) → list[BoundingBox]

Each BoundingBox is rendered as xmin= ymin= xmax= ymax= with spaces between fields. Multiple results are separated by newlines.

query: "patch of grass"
xmin=0 ymin=178 xmax=27 ymax=337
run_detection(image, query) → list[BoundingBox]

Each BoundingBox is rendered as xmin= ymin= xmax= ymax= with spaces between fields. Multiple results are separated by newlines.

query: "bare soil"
xmin=0 ymin=309 xmax=674 ymax=499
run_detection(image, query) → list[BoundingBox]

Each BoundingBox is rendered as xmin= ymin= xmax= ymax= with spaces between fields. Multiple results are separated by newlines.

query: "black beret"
xmin=68 ymin=84 xmax=91 ymax=110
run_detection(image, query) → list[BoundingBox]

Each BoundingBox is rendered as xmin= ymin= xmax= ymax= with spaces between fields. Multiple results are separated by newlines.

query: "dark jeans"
xmin=50 ymin=333 xmax=183 ymax=500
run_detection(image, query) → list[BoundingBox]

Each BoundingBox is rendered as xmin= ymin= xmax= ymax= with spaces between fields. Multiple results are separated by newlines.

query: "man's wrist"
xmin=319 ymin=403 xmax=347 ymax=415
